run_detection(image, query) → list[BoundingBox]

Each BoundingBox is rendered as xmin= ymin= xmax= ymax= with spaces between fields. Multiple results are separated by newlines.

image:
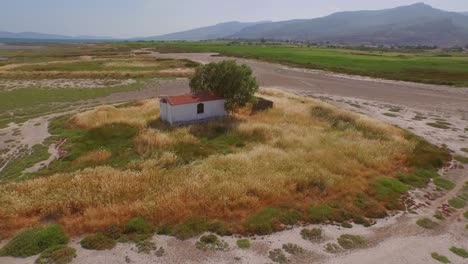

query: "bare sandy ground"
xmin=0 ymin=79 xmax=136 ymax=90
xmin=1 ymin=52 xmax=467 ymax=264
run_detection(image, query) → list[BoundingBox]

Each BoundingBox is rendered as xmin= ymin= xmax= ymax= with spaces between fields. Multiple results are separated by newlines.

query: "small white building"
xmin=159 ymin=93 xmax=226 ymax=125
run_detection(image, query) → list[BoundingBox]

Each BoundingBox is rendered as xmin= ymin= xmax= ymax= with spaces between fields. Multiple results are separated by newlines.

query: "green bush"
xmin=104 ymin=224 xmax=123 ymax=240
xmin=431 ymin=252 xmax=450 ymax=263
xmin=280 ymin=210 xmax=302 ymax=225
xmin=464 ymin=211 xmax=468 ymax=220
xmin=337 ymin=234 xmax=367 ymax=249
xmin=237 ymin=239 xmax=251 ymax=249
xmin=282 ymin=243 xmax=304 ymax=255
xmin=35 ymin=245 xmax=76 ymax=264
xmin=195 ymin=234 xmax=228 ymax=251
xmin=325 ymin=243 xmax=341 ymax=253
xmin=416 ymin=218 xmax=438 ymax=229
xmin=300 ymin=228 xmax=323 ymax=242
xmin=245 ymin=208 xmax=281 ymax=235
xmin=433 ymin=178 xmax=456 ymax=190
xmin=0 ymin=225 xmax=68 ymax=257
xmin=125 ymin=217 xmax=154 ymax=234
xmin=268 ymin=249 xmax=288 ymax=264
xmin=308 ymin=205 xmax=333 ymax=223
xmin=449 ymin=246 xmax=468 ymax=258
xmin=172 ymin=219 xmax=209 ymax=240
xmin=80 ymin=234 xmax=116 ymax=250
xmin=370 ymin=178 xmax=408 ymax=209
xmin=397 ymin=169 xmax=437 ymax=188
xmin=448 ymin=198 xmax=465 ymax=209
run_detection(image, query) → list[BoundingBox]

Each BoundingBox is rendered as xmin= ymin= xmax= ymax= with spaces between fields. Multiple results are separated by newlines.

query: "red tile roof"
xmin=160 ymin=93 xmax=224 ymax=106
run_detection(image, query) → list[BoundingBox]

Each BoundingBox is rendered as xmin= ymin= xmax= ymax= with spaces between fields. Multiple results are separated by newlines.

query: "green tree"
xmin=189 ymin=60 xmax=259 ymax=111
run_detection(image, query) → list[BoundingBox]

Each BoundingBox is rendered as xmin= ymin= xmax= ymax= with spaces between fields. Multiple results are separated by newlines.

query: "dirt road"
xmin=152 ymin=52 xmax=468 ymax=115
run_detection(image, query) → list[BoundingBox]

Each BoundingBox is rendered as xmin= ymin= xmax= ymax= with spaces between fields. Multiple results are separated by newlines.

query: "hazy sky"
xmin=2 ymin=0 xmax=468 ymax=38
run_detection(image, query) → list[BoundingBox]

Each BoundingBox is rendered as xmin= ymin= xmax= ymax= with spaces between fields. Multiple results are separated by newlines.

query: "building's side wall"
xmin=159 ymin=100 xmax=168 ymax=122
xmin=169 ymin=100 xmax=226 ymax=124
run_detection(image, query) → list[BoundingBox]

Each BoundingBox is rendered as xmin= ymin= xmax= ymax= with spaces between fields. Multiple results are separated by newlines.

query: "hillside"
xmin=230 ymin=3 xmax=468 ymax=46
xmin=0 ymin=31 xmax=112 ymax=40
xmin=144 ymin=21 xmax=269 ymax=41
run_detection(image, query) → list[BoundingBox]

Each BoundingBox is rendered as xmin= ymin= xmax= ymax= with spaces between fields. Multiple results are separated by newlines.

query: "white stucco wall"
xmin=160 ymin=99 xmax=226 ymax=124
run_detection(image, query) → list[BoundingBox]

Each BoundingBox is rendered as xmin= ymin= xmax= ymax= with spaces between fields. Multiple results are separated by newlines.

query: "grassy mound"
xmin=35 ymin=245 xmax=76 ymax=264
xmin=0 ymin=225 xmax=68 ymax=257
xmin=337 ymin=234 xmax=367 ymax=249
xmin=80 ymin=234 xmax=116 ymax=250
xmin=0 ymin=89 xmax=449 ymax=236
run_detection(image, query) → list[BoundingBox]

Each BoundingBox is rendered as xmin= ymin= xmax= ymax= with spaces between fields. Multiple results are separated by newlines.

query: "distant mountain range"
xmin=2 ymin=3 xmax=468 ymax=46
xmin=141 ymin=21 xmax=270 ymax=41
xmin=0 ymin=31 xmax=112 ymax=40
xmin=147 ymin=3 xmax=468 ymax=47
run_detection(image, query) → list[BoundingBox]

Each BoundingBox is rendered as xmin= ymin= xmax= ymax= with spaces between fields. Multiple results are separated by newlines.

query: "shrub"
xmin=455 ymin=156 xmax=468 ymax=164
xmin=268 ymin=249 xmax=288 ymax=264
xmin=236 ymin=239 xmax=251 ymax=249
xmin=448 ymin=198 xmax=465 ymax=209
xmin=433 ymin=178 xmax=456 ymax=190
xmin=245 ymin=208 xmax=281 ymax=235
xmin=325 ymin=243 xmax=341 ymax=253
xmin=433 ymin=211 xmax=445 ymax=220
xmin=35 ymin=245 xmax=76 ymax=264
xmin=300 ymin=228 xmax=322 ymax=242
xmin=195 ymin=234 xmax=228 ymax=251
xmin=125 ymin=217 xmax=154 ymax=235
xmin=136 ymin=240 xmax=156 ymax=254
xmin=464 ymin=211 xmax=468 ymax=220
xmin=370 ymin=178 xmax=408 ymax=209
xmin=406 ymin=135 xmax=450 ymax=169
xmin=172 ymin=219 xmax=209 ymax=240
xmin=282 ymin=243 xmax=304 ymax=255
xmin=416 ymin=218 xmax=438 ymax=229
xmin=0 ymin=225 xmax=68 ymax=257
xmin=431 ymin=252 xmax=450 ymax=263
xmin=104 ymin=224 xmax=123 ymax=240
xmin=308 ymin=205 xmax=333 ymax=223
xmin=397 ymin=169 xmax=437 ymax=188
xmin=280 ymin=210 xmax=302 ymax=225
xmin=449 ymin=246 xmax=468 ymax=258
xmin=337 ymin=234 xmax=367 ymax=249
xmin=80 ymin=234 xmax=116 ymax=250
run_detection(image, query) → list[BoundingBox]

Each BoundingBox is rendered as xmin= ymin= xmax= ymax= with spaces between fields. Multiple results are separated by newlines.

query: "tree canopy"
xmin=189 ymin=60 xmax=259 ymax=111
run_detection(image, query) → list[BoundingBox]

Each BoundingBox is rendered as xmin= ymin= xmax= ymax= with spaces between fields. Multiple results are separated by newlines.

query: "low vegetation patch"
xmin=337 ymin=234 xmax=367 ymax=249
xmin=433 ymin=178 xmax=456 ymax=190
xmin=0 ymin=225 xmax=68 ymax=257
xmin=268 ymin=249 xmax=288 ymax=264
xmin=0 ymin=89 xmax=449 ymax=236
xmin=282 ymin=243 xmax=304 ymax=255
xmin=300 ymin=228 xmax=323 ymax=242
xmin=325 ymin=243 xmax=341 ymax=253
xmin=80 ymin=234 xmax=116 ymax=250
xmin=236 ymin=239 xmax=251 ymax=249
xmin=416 ymin=218 xmax=439 ymax=229
xmin=195 ymin=234 xmax=228 ymax=251
xmin=431 ymin=252 xmax=451 ymax=263
xmin=455 ymin=155 xmax=468 ymax=164
xmin=448 ymin=198 xmax=466 ymax=209
xmin=449 ymin=246 xmax=468 ymax=258
xmin=35 ymin=245 xmax=76 ymax=264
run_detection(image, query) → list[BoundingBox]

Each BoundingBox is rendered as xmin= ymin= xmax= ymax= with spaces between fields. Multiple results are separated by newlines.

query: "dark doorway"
xmin=197 ymin=103 xmax=205 ymax=114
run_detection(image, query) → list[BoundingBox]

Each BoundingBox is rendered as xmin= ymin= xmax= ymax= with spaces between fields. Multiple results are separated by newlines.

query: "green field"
xmin=116 ymin=42 xmax=468 ymax=87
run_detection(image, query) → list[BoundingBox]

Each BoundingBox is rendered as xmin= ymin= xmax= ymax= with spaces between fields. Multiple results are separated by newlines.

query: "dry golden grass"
xmin=0 ymin=89 xmax=415 ymax=236
xmin=69 ymin=100 xmax=158 ymax=129
xmin=74 ymin=150 xmax=112 ymax=164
